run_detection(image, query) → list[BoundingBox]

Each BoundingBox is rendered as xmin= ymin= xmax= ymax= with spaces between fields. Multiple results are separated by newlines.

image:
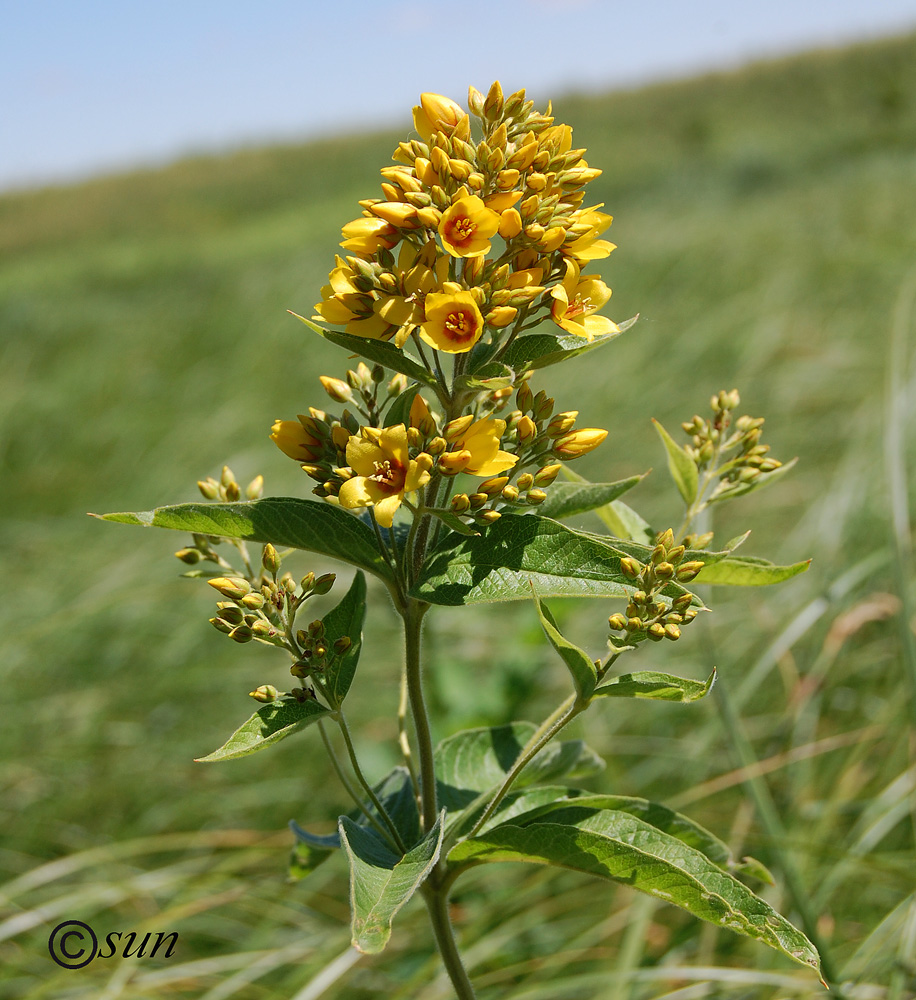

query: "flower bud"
xmin=553 ymin=428 xmax=607 ymax=459
xmin=517 ymin=415 xmax=538 ymax=444
xmin=478 ymin=476 xmax=509 ymax=497
xmin=320 ymin=376 xmax=353 ymax=403
xmin=546 ymin=411 xmax=578 ymax=437
xmin=246 ymin=475 xmax=264 ymax=500
xmin=501 ymin=485 xmax=520 ymax=503
xmin=517 ymin=473 xmax=534 ymax=490
xmin=249 ymin=685 xmax=279 ymax=702
xmin=209 ymin=617 xmax=233 ymax=634
xmin=676 ymin=561 xmax=705 ymax=582
xmin=208 ymin=577 xmax=251 ymax=600
xmin=486 ymin=305 xmax=517 ymax=328
xmin=664 ymin=624 xmax=681 ymax=641
xmin=333 ymin=636 xmax=352 ymax=655
xmin=619 ymin=557 xmax=641 ymax=579
xmin=647 ymin=623 xmax=666 ymax=641
xmin=526 ymin=489 xmax=547 ymax=505
xmin=197 ymin=478 xmax=219 ymax=500
xmin=608 ymin=613 xmax=627 ymax=630
xmin=262 ymin=543 xmax=281 ymax=576
xmin=439 ymin=450 xmax=472 ymax=475
xmin=478 ymin=509 xmax=501 ymax=524
xmin=240 ymin=592 xmax=264 ymax=610
xmin=313 ymin=573 xmax=336 ymax=596
xmin=655 ymin=562 xmax=675 ymax=580
xmin=450 ymin=493 xmax=471 ymax=513
xmin=533 ymin=463 xmax=562 ymax=487
xmin=469 ymin=493 xmax=489 ymax=509
xmin=229 ymin=624 xmax=253 ymax=643
xmin=175 ymin=547 xmax=201 ymax=564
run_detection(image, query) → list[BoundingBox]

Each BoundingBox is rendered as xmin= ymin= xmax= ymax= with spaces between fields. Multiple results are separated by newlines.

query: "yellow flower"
xmin=413 ymin=93 xmax=467 ymax=142
xmin=446 ymin=418 xmax=517 ymax=477
xmin=420 ymin=291 xmax=485 ymax=354
xmin=563 ymin=204 xmax=616 ymax=262
xmin=438 ymin=196 xmax=500 ymax=258
xmin=550 ymin=259 xmax=619 ymax=341
xmin=337 ymin=425 xmax=434 ymax=528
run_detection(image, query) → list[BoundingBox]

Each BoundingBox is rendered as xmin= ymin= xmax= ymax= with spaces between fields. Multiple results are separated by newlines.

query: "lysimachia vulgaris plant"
xmin=99 ymin=83 xmax=821 ymax=997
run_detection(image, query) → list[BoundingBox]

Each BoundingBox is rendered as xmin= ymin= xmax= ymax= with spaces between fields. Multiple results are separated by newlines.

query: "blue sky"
xmin=3 ymin=0 xmax=915 ymax=191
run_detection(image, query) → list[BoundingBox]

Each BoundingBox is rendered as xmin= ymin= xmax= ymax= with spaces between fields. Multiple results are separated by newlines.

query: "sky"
xmin=3 ymin=0 xmax=916 ymax=192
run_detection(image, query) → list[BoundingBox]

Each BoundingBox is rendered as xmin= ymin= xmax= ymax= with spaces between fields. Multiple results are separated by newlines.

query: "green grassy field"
xmin=1 ymin=31 xmax=915 ymax=1000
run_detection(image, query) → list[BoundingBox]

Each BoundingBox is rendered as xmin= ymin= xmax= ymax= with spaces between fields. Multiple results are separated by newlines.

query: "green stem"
xmin=317 ymin=720 xmax=397 ymax=849
xmin=335 ymin=711 xmax=407 ymax=853
xmin=403 ymin=600 xmax=437 ymax=832
xmin=398 ymin=662 xmax=421 ymax=802
xmin=466 ymin=692 xmax=580 ymax=840
xmin=421 ymin=884 xmax=478 ymax=999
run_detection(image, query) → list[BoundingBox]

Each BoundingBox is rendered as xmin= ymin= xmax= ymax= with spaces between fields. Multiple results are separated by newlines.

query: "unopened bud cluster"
xmin=608 ymin=529 xmax=703 ymax=646
xmin=196 ymin=465 xmax=264 ymax=503
xmin=681 ymin=389 xmax=785 ymax=501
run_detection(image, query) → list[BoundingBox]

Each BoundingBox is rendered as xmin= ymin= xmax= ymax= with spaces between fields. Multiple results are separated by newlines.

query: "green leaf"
xmin=454 ymin=362 xmax=515 ymax=392
xmin=410 ymin=515 xmax=666 ymax=605
xmin=289 ymin=841 xmax=334 ymax=881
xmin=532 ymin=591 xmax=597 ymax=699
xmin=96 ymin=497 xmax=394 ymax=584
xmin=593 ymin=668 xmax=716 ymax=703
xmin=694 ymin=554 xmax=811 ymax=586
xmin=383 ymin=383 xmax=420 ymax=428
xmin=448 ymin=807 xmax=821 ymax=975
xmin=339 ymin=811 xmax=444 ymax=954
xmin=535 ymin=475 xmax=645 ymax=521
xmin=434 ymin=723 xmax=604 ymax=815
xmin=653 ymin=418 xmax=699 ymax=504
xmin=320 ymin=571 xmax=367 ymax=707
xmin=481 ymin=793 xmax=771 ymax=883
xmin=195 ymin=696 xmax=332 ymax=762
xmin=426 ymin=508 xmax=480 ymax=537
xmin=289 ymin=311 xmax=437 ymax=388
xmin=500 ymin=318 xmax=636 ymax=372
xmin=598 ymin=500 xmax=656 ymax=543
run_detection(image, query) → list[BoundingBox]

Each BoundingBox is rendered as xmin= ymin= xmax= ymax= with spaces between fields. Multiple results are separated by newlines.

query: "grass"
xmin=1 ymin=30 xmax=915 ymax=1000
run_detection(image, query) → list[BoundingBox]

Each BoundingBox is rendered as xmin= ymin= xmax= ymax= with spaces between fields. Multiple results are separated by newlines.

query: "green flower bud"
xmin=664 ymin=624 xmax=681 ymax=641
xmin=501 ymin=485 xmax=520 ymax=503
xmin=208 ymin=577 xmax=251 ymax=600
xmin=676 ymin=561 xmax=705 ymax=582
xmin=333 ymin=636 xmax=352 ymax=655
xmin=608 ymin=613 xmax=627 ymax=630
xmin=469 ymin=493 xmax=489 ymax=509
xmin=228 ymin=624 xmax=253 ymax=643
xmin=313 ymin=573 xmax=336 ymax=595
xmin=619 ymin=557 xmax=641 ymax=579
xmin=197 ymin=478 xmax=219 ymax=500
xmin=209 ymin=617 xmax=233 ymax=634
xmin=647 ymin=623 xmax=666 ymax=641
xmin=246 ymin=475 xmax=264 ymax=500
xmin=249 ymin=684 xmax=279 ymax=702
xmin=175 ymin=547 xmax=201 ymax=564
xmin=526 ymin=489 xmax=547 ymax=505
xmin=655 ymin=562 xmax=675 ymax=580
xmin=533 ymin=463 xmax=562 ymax=487
xmin=250 ymin=620 xmax=274 ymax=638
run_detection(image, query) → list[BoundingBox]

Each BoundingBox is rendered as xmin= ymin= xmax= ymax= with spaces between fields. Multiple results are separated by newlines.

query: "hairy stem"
xmin=403 ymin=600 xmax=437 ymax=832
xmin=422 ymin=883 xmax=478 ymax=1000
xmin=466 ymin=692 xmax=580 ymax=840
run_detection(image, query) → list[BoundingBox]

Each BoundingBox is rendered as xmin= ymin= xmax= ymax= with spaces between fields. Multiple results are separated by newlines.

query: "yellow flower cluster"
xmin=312 ymin=82 xmax=619 ymax=352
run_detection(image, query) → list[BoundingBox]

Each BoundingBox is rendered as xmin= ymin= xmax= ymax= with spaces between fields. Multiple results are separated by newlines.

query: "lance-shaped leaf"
xmin=289 ymin=311 xmax=438 ymax=388
xmin=500 ymin=317 xmax=637 ymax=372
xmin=320 ymin=571 xmax=367 ymax=707
xmin=560 ymin=467 xmax=656 ymax=542
xmin=535 ymin=475 xmax=645 ymax=521
xmin=96 ymin=497 xmax=394 ymax=584
xmin=410 ymin=515 xmax=695 ymax=606
xmin=694 ymin=554 xmax=811 ymax=586
xmin=653 ymin=418 xmax=699 ymax=505
xmin=196 ymin=696 xmax=332 ymax=762
xmin=593 ymin=668 xmax=716 ymax=703
xmin=454 ymin=362 xmax=515 ymax=392
xmin=434 ymin=722 xmax=604 ymax=824
xmin=383 ymin=383 xmax=420 ymax=428
xmin=533 ymin=591 xmax=597 ymax=699
xmin=339 ymin=811 xmax=445 ymax=954
xmin=471 ymin=792 xmax=771 ymax=883
xmin=448 ymin=807 xmax=821 ymax=974
xmin=289 ymin=840 xmax=335 ymax=881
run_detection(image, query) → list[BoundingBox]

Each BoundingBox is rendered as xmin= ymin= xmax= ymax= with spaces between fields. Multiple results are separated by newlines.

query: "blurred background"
xmin=2 ymin=2 xmax=915 ymax=998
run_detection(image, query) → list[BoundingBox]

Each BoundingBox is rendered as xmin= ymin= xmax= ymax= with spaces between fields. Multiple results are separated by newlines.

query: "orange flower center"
xmin=566 ymin=293 xmax=591 ymax=319
xmin=370 ymin=458 xmax=406 ymax=494
xmin=448 ymin=216 xmax=476 ymax=245
xmin=443 ymin=308 xmax=477 ymax=343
